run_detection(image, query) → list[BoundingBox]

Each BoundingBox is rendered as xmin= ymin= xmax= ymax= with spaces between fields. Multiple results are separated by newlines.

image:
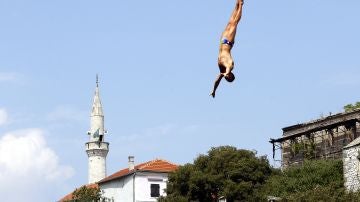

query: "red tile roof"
xmin=58 ymin=183 xmax=98 ymax=202
xmin=99 ymin=159 xmax=178 ymax=184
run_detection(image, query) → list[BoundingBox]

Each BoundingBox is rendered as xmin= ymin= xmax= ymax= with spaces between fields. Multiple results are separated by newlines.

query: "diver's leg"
xmin=221 ymin=0 xmax=244 ymax=42
xmin=231 ymin=0 xmax=243 ymax=25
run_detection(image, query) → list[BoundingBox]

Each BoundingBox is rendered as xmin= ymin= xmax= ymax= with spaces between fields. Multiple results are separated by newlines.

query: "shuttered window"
xmin=150 ymin=184 xmax=160 ymax=197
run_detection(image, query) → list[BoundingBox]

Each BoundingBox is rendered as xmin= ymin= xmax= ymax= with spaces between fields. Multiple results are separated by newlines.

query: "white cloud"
xmin=0 ymin=72 xmax=19 ymax=82
xmin=0 ymin=128 xmax=74 ymax=202
xmin=0 ymin=108 xmax=8 ymax=126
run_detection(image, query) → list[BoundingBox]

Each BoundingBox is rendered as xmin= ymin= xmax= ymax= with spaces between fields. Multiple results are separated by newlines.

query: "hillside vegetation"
xmin=160 ymin=146 xmax=360 ymax=202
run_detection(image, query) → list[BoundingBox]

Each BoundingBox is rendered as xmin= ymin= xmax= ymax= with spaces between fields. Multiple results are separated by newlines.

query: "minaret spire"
xmin=96 ymin=74 xmax=99 ymax=87
xmin=91 ymin=75 xmax=104 ymax=131
xmin=85 ymin=75 xmax=109 ymax=184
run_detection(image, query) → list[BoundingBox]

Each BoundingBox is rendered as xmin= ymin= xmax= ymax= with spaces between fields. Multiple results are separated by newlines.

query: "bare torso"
xmin=218 ymin=44 xmax=234 ymax=74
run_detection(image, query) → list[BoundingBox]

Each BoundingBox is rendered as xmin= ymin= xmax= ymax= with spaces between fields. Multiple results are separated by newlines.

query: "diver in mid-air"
xmin=211 ymin=0 xmax=244 ymax=98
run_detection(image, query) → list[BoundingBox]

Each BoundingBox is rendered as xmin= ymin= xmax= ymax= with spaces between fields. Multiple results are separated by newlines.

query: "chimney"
xmin=128 ymin=156 xmax=135 ymax=170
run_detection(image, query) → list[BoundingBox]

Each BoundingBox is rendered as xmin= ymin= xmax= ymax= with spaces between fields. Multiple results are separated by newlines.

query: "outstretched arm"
xmin=210 ymin=74 xmax=224 ymax=98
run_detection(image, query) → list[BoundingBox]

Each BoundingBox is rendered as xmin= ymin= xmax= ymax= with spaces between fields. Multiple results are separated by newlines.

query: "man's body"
xmin=210 ymin=0 xmax=244 ymax=98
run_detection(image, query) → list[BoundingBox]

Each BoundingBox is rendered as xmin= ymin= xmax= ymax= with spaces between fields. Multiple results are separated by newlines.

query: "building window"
xmin=150 ymin=184 xmax=160 ymax=197
xmin=148 ymin=178 xmax=163 ymax=182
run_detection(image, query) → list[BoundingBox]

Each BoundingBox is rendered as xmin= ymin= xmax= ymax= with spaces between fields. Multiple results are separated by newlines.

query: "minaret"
xmin=85 ymin=75 xmax=109 ymax=184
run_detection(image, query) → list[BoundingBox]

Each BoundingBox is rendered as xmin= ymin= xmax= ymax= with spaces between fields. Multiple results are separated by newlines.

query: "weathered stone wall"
xmin=281 ymin=122 xmax=360 ymax=168
xmin=343 ymin=145 xmax=360 ymax=192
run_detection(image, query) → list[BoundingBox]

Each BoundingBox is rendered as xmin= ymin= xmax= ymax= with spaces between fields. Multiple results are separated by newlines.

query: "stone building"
xmin=270 ymin=109 xmax=360 ymax=168
xmin=343 ymin=137 xmax=360 ymax=192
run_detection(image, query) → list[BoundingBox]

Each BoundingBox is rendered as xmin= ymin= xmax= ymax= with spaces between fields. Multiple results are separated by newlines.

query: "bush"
xmin=260 ymin=159 xmax=355 ymax=201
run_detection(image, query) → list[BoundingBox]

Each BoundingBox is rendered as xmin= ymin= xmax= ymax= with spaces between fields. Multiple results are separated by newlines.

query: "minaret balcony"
xmin=85 ymin=141 xmax=109 ymax=151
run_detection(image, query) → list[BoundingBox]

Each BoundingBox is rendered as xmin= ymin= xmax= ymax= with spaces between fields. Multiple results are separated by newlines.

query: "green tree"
xmin=344 ymin=102 xmax=360 ymax=112
xmin=65 ymin=185 xmax=104 ymax=202
xmin=158 ymin=195 xmax=188 ymax=202
xmin=163 ymin=146 xmax=272 ymax=202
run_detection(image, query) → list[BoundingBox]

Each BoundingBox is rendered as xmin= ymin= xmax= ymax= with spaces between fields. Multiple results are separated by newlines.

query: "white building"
xmin=86 ymin=75 xmax=109 ymax=184
xmin=99 ymin=157 xmax=178 ymax=202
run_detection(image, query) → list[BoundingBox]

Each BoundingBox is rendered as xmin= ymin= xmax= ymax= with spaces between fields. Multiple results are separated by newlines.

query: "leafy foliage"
xmin=161 ymin=147 xmax=360 ymax=201
xmin=158 ymin=195 xmax=188 ymax=202
xmin=65 ymin=185 xmax=104 ymax=202
xmin=344 ymin=102 xmax=360 ymax=112
xmin=290 ymin=141 xmax=316 ymax=160
xmin=163 ymin=146 xmax=272 ymax=202
xmin=260 ymin=159 xmax=360 ymax=201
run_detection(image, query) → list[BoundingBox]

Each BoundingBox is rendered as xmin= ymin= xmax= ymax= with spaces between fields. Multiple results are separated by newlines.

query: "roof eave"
xmin=98 ymin=170 xmax=136 ymax=184
xmin=98 ymin=169 xmax=176 ymax=184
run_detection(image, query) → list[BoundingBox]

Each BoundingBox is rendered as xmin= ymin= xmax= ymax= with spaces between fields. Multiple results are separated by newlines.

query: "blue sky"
xmin=0 ymin=0 xmax=360 ymax=201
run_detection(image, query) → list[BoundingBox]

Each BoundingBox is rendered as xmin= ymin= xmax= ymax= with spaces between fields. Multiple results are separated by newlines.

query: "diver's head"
xmin=224 ymin=72 xmax=235 ymax=82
